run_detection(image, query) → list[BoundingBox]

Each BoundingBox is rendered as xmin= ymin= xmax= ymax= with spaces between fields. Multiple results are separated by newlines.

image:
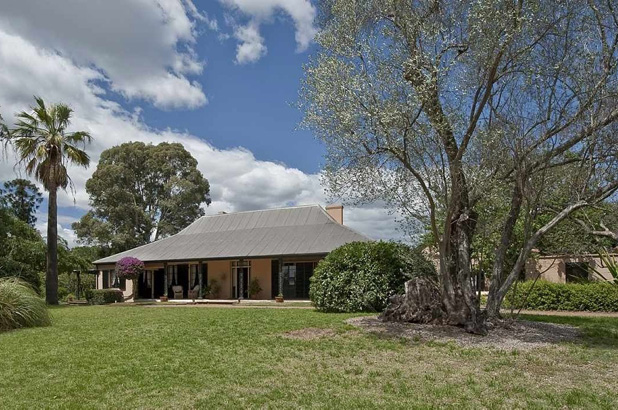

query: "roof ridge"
xmin=199 ymin=204 xmax=323 ymax=218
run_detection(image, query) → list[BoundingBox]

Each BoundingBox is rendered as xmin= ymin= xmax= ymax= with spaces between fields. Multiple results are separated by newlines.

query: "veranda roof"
xmin=93 ymin=205 xmax=370 ymax=264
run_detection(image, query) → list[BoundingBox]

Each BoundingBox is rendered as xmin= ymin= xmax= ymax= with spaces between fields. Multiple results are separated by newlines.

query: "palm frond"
xmin=7 ymin=97 xmax=92 ymax=190
xmin=54 ymin=104 xmax=73 ymax=132
xmin=63 ymin=144 xmax=90 ymax=167
xmin=65 ymin=131 xmax=92 ymax=145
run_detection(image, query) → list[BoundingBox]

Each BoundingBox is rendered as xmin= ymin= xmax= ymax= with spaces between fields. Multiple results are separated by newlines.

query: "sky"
xmin=0 ymin=0 xmax=405 ymax=246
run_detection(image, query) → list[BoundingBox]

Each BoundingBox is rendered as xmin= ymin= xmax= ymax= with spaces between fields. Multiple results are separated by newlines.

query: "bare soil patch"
xmin=347 ymin=316 xmax=581 ymax=350
xmin=282 ymin=328 xmax=338 ymax=340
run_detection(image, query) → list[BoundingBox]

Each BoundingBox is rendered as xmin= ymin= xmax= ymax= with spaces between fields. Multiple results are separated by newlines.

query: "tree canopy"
xmin=0 ymin=179 xmax=43 ymax=226
xmin=73 ymin=141 xmax=211 ymax=254
xmin=0 ymin=207 xmax=45 ymax=290
xmin=302 ymin=0 xmax=618 ymax=333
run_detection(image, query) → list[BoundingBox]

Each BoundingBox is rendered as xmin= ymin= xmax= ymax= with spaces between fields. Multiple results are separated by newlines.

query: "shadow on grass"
xmin=520 ymin=314 xmax=618 ymax=349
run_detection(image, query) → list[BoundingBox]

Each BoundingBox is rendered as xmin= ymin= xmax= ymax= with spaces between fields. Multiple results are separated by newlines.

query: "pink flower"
xmin=116 ymin=257 xmax=144 ymax=280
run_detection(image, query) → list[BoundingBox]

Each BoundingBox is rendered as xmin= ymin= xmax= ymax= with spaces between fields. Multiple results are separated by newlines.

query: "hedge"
xmin=88 ymin=289 xmax=124 ymax=305
xmin=309 ymin=241 xmax=436 ymax=313
xmin=504 ymin=281 xmax=618 ymax=312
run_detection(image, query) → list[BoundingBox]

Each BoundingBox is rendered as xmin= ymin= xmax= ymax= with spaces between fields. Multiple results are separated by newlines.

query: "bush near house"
xmin=248 ymin=277 xmax=262 ymax=299
xmin=505 ymin=281 xmax=618 ymax=312
xmin=88 ymin=289 xmax=123 ymax=305
xmin=0 ymin=278 xmax=51 ymax=331
xmin=310 ymin=241 xmax=436 ymax=313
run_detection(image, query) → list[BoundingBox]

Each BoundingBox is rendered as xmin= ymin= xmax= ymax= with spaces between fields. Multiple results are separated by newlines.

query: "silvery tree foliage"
xmin=302 ymin=0 xmax=618 ymax=333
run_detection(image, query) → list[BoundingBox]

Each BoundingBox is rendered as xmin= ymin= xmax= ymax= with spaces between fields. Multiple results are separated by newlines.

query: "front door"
xmin=234 ymin=267 xmax=249 ymax=299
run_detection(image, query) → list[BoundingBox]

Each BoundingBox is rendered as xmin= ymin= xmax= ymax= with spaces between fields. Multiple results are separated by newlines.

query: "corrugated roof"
xmin=94 ymin=205 xmax=371 ymax=264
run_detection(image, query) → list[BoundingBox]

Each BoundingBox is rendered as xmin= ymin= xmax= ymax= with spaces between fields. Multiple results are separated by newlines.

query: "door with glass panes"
xmin=281 ymin=262 xmax=314 ymax=299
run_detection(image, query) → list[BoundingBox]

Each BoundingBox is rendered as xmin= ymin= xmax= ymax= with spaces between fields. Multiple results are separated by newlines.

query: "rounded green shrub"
xmin=0 ymin=278 xmax=51 ymax=331
xmin=310 ymin=241 xmax=436 ymax=312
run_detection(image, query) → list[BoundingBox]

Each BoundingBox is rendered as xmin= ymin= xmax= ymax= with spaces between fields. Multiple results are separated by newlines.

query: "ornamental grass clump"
xmin=116 ymin=257 xmax=144 ymax=301
xmin=0 ymin=277 xmax=51 ymax=332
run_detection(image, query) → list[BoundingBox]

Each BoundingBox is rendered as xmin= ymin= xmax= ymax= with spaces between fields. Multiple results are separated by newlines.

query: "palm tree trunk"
xmin=46 ymin=185 xmax=59 ymax=305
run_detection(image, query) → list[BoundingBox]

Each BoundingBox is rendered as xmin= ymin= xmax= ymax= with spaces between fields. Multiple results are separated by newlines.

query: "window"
xmin=284 ymin=264 xmax=296 ymax=286
xmin=565 ymin=262 xmax=589 ymax=283
xmin=279 ymin=262 xmax=316 ymax=299
xmin=101 ymin=270 xmax=125 ymax=290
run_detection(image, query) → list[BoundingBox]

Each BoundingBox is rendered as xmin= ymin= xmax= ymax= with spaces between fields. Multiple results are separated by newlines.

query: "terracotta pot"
xmin=160 ymin=296 xmax=168 ymax=302
xmin=275 ymin=296 xmax=284 ymax=303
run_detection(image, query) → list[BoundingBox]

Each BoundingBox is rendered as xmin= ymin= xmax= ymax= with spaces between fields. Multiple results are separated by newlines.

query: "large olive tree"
xmin=302 ymin=0 xmax=618 ymax=333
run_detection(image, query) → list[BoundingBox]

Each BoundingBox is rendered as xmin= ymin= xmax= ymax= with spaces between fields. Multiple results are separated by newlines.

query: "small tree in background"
xmin=115 ymin=257 xmax=144 ymax=301
xmin=0 ymin=179 xmax=43 ymax=226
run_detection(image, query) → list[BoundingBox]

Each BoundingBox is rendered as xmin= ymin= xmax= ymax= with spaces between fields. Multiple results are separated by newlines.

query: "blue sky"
xmin=0 ymin=0 xmax=403 ymax=244
xmin=140 ymin=2 xmax=324 ymax=173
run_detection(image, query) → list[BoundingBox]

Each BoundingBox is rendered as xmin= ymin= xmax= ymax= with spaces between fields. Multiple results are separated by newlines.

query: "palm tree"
xmin=2 ymin=97 xmax=91 ymax=304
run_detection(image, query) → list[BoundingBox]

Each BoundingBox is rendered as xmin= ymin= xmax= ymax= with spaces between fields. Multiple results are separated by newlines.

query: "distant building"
xmin=525 ymin=250 xmax=617 ymax=284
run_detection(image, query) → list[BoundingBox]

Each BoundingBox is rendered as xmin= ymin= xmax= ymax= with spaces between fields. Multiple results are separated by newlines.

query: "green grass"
xmin=1 ymin=306 xmax=618 ymax=409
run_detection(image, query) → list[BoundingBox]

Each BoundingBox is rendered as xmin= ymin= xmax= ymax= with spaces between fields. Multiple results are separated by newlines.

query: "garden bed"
xmin=347 ymin=316 xmax=581 ymax=350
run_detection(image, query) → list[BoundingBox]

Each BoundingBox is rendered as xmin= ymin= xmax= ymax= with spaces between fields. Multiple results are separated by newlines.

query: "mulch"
xmin=346 ymin=316 xmax=581 ymax=350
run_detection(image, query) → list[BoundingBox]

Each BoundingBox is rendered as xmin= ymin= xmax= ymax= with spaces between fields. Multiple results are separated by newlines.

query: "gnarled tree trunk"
xmin=382 ymin=203 xmax=487 ymax=335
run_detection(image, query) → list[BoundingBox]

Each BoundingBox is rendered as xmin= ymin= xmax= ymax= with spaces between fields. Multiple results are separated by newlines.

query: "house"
xmin=525 ymin=250 xmax=617 ymax=284
xmin=93 ymin=204 xmax=369 ymax=300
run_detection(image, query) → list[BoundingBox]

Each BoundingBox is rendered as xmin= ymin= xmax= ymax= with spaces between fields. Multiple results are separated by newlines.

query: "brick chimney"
xmin=326 ymin=204 xmax=344 ymax=224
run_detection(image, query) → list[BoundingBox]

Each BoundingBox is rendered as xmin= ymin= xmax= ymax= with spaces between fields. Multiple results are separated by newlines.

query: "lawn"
xmin=1 ymin=306 xmax=618 ymax=409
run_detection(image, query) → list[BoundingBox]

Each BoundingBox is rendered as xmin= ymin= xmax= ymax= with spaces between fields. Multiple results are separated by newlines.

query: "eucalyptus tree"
xmin=302 ymin=0 xmax=618 ymax=333
xmin=2 ymin=97 xmax=92 ymax=304
xmin=73 ymin=141 xmax=211 ymax=254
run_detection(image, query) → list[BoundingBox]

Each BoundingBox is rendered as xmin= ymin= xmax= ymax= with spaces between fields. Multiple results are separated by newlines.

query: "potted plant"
xmin=160 ymin=295 xmax=168 ymax=302
xmin=248 ymin=277 xmax=262 ymax=299
xmin=208 ymin=279 xmax=221 ymax=299
xmin=275 ymin=293 xmax=284 ymax=303
xmin=115 ymin=257 xmax=144 ymax=302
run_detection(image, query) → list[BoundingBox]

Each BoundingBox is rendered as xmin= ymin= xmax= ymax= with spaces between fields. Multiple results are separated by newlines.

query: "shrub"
xmin=504 ymin=281 xmax=618 ymax=312
xmin=116 ymin=257 xmax=144 ymax=301
xmin=88 ymin=289 xmax=123 ymax=305
xmin=310 ymin=241 xmax=436 ymax=313
xmin=115 ymin=257 xmax=144 ymax=280
xmin=0 ymin=278 xmax=51 ymax=331
xmin=248 ymin=278 xmax=262 ymax=299
xmin=206 ymin=279 xmax=221 ymax=299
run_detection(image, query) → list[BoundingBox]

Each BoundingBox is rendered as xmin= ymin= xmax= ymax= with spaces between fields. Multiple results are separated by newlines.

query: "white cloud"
xmin=0 ymin=7 xmax=404 ymax=246
xmin=234 ymin=22 xmax=268 ymax=64
xmin=34 ymin=218 xmax=80 ymax=249
xmin=221 ymin=0 xmax=317 ymax=64
xmin=0 ymin=0 xmax=207 ymax=109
